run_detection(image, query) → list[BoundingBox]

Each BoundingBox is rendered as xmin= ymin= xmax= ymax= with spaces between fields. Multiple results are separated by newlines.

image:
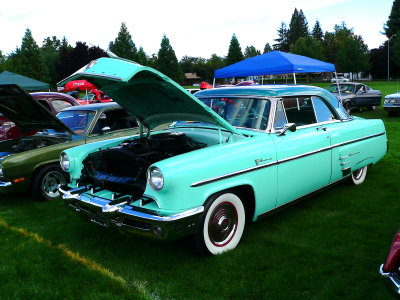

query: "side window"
xmin=274 ymin=100 xmax=287 ymax=129
xmin=52 ymin=100 xmax=73 ymax=113
xmin=312 ymin=96 xmax=337 ymax=123
xmin=282 ymin=97 xmax=316 ymax=126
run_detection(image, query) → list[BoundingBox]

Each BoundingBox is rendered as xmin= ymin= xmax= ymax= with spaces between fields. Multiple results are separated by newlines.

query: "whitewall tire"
xmin=350 ymin=166 xmax=368 ymax=185
xmin=193 ymin=193 xmax=245 ymax=256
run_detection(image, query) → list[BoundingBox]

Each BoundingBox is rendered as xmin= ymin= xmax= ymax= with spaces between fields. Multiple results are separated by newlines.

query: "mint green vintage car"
xmin=59 ymin=57 xmax=387 ymax=255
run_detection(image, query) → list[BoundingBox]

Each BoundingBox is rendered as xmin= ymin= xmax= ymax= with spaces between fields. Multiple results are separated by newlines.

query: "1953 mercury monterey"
xmin=59 ymin=57 xmax=387 ymax=255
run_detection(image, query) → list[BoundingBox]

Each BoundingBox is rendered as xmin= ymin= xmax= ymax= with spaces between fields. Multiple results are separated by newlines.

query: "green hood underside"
xmin=58 ymin=57 xmax=238 ymax=133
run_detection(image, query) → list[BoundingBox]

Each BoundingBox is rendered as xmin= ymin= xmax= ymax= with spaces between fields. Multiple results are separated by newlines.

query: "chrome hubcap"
xmin=208 ymin=202 xmax=238 ymax=247
xmin=42 ymin=171 xmax=65 ymax=199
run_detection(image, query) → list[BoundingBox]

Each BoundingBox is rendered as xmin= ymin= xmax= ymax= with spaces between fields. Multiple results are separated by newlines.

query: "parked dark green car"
xmin=0 ymin=84 xmax=138 ymax=200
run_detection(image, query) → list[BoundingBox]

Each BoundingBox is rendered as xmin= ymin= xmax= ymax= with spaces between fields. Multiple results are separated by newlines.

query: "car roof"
xmin=61 ymin=102 xmax=121 ymax=112
xmin=195 ymin=84 xmax=334 ymax=100
xmin=329 ymin=82 xmax=363 ymax=86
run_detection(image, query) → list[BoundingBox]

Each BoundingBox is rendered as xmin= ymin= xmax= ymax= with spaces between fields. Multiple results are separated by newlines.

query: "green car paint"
xmin=59 ymin=57 xmax=387 ymax=254
xmin=0 ymin=88 xmax=139 ymax=199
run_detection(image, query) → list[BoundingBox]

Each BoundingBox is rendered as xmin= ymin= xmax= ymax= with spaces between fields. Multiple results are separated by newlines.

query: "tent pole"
xmin=335 ymin=71 xmax=342 ymax=107
xmin=262 ymin=76 xmax=264 ymax=84
xmin=293 ymin=73 xmax=297 ymax=84
xmin=86 ymin=88 xmax=89 ymax=105
xmin=212 ymin=78 xmax=215 ymax=87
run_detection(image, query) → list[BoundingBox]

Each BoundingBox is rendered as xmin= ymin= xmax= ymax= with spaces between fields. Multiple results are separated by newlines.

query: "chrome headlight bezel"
xmin=147 ymin=166 xmax=164 ymax=191
xmin=60 ymin=152 xmax=70 ymax=172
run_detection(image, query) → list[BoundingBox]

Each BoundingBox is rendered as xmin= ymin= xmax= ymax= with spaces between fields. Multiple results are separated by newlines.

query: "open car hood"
xmin=0 ymin=84 xmax=73 ymax=134
xmin=57 ymin=57 xmax=238 ymax=134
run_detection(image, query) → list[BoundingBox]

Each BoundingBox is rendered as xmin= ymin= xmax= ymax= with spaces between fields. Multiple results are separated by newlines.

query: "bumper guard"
xmin=60 ymin=185 xmax=204 ymax=241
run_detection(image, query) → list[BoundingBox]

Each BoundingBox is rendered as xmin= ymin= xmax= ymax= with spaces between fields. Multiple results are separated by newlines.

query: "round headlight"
xmin=60 ymin=153 xmax=70 ymax=171
xmin=147 ymin=167 xmax=164 ymax=191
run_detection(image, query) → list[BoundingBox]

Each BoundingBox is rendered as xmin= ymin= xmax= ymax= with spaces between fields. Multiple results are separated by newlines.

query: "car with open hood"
xmin=326 ymin=82 xmax=382 ymax=114
xmin=0 ymin=84 xmax=138 ymax=201
xmin=0 ymin=92 xmax=79 ymax=140
xmin=59 ymin=57 xmax=387 ymax=255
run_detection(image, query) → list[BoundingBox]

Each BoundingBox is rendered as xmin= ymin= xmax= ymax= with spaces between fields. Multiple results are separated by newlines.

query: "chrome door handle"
xmin=316 ymin=126 xmax=327 ymax=131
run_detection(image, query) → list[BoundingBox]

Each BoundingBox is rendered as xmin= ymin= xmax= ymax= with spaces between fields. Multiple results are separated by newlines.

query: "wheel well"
xmin=207 ymin=185 xmax=256 ymax=222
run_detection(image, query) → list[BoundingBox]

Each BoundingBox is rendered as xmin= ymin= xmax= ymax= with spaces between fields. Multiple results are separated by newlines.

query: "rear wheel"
xmin=193 ymin=192 xmax=245 ymax=256
xmin=350 ymin=166 xmax=368 ymax=185
xmin=32 ymin=165 xmax=68 ymax=201
xmin=388 ymin=111 xmax=399 ymax=117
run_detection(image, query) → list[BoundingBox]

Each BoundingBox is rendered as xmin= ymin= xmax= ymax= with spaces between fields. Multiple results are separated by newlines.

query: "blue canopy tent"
xmin=214 ymin=50 xmax=336 ymax=85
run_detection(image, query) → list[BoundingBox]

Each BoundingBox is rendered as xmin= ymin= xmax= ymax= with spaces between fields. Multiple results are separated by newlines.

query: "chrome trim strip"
xmin=119 ymin=205 xmax=204 ymax=222
xmin=0 ymin=181 xmax=12 ymax=187
xmin=191 ymin=131 xmax=385 ymax=187
xmin=339 ymin=152 xmax=360 ymax=159
xmin=191 ymin=161 xmax=277 ymax=187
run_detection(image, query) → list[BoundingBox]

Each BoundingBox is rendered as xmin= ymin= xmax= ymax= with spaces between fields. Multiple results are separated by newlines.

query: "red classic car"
xmin=0 ymin=92 xmax=79 ymax=140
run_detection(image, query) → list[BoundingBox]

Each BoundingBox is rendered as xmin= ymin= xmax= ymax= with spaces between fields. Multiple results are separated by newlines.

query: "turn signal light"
xmin=13 ymin=178 xmax=25 ymax=183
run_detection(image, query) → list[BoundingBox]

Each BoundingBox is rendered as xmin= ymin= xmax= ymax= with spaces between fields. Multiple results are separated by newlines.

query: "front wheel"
xmin=350 ymin=166 xmax=368 ymax=185
xmin=32 ymin=165 xmax=68 ymax=201
xmin=193 ymin=193 xmax=245 ymax=256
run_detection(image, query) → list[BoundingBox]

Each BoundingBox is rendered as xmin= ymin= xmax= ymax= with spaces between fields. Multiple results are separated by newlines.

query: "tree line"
xmin=1 ymin=3 xmax=399 ymax=87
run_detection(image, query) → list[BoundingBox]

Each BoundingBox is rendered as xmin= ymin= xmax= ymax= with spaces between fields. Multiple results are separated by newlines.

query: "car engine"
xmin=79 ymin=132 xmax=206 ymax=197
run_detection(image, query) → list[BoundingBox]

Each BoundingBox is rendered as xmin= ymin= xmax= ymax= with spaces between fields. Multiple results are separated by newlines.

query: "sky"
xmin=0 ymin=0 xmax=395 ymax=60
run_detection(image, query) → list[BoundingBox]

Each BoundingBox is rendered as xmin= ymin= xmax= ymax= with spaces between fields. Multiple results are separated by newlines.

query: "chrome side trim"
xmin=0 ymin=181 xmax=12 ymax=187
xmin=191 ymin=161 xmax=277 ymax=187
xmin=339 ymin=152 xmax=360 ymax=159
xmin=191 ymin=131 xmax=385 ymax=187
xmin=119 ymin=205 xmax=204 ymax=222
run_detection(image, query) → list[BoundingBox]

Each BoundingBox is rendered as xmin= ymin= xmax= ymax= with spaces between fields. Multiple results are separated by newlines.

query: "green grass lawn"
xmin=1 ymin=81 xmax=399 ymax=299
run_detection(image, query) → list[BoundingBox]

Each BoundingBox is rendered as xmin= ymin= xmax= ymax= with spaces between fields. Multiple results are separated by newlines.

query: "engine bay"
xmin=79 ymin=131 xmax=207 ymax=198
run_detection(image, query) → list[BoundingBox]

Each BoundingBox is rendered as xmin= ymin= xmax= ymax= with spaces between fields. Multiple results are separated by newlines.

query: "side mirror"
xmin=278 ymin=123 xmax=296 ymax=136
xmin=101 ymin=126 xmax=111 ymax=134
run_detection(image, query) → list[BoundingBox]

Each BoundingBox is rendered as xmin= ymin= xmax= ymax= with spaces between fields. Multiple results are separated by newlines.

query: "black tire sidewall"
xmin=32 ymin=165 xmax=68 ymax=201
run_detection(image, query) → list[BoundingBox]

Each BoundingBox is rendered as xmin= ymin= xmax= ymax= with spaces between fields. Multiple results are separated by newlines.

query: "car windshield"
xmin=57 ymin=110 xmax=96 ymax=134
xmin=327 ymin=84 xmax=355 ymax=94
xmin=197 ymin=97 xmax=271 ymax=130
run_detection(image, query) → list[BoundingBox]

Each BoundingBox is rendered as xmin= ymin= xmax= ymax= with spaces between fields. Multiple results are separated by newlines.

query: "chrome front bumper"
xmin=0 ymin=180 xmax=13 ymax=193
xmin=61 ymin=186 xmax=204 ymax=241
xmin=380 ymin=264 xmax=400 ymax=294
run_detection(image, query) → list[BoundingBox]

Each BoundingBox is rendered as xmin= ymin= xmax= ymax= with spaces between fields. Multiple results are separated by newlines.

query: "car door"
xmin=273 ymin=96 xmax=334 ymax=207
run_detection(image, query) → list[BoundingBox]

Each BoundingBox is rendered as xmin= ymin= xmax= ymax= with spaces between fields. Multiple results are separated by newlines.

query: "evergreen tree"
xmin=18 ymin=28 xmax=49 ymax=82
xmin=287 ymin=8 xmax=309 ymax=48
xmin=108 ymin=22 xmax=137 ymax=61
xmin=41 ymin=36 xmax=62 ymax=85
xmin=385 ymin=0 xmax=400 ymax=38
xmin=273 ymin=22 xmax=289 ymax=51
xmin=291 ymin=36 xmax=324 ymax=60
xmin=263 ymin=43 xmax=272 ymax=53
xmin=312 ymin=20 xmax=324 ymax=41
xmin=137 ymin=47 xmax=148 ymax=66
xmin=244 ymin=46 xmax=261 ymax=58
xmin=226 ymin=34 xmax=244 ymax=65
xmin=156 ymin=34 xmax=183 ymax=82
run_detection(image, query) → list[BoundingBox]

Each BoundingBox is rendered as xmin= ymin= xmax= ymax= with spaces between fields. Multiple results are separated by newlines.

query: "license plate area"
xmin=91 ymin=211 xmax=109 ymax=227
